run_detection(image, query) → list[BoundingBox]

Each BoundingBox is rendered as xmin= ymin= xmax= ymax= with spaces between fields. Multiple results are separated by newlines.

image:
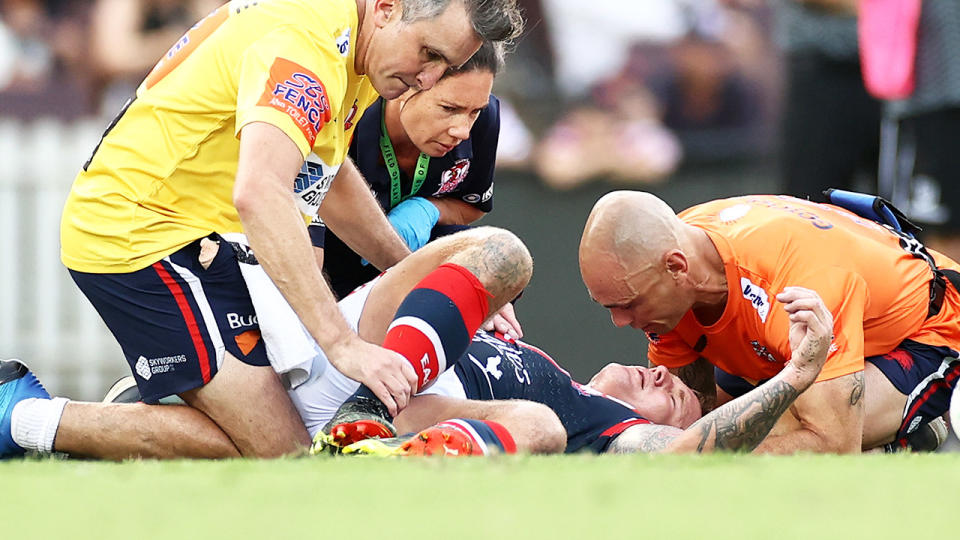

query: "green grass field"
xmin=4 ymin=453 xmax=959 ymax=539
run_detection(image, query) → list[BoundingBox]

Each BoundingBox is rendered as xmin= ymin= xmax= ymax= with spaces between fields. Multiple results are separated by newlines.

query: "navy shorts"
xmin=866 ymin=340 xmax=960 ymax=443
xmin=716 ymin=339 xmax=960 ymax=445
xmin=70 ymin=234 xmax=268 ymax=403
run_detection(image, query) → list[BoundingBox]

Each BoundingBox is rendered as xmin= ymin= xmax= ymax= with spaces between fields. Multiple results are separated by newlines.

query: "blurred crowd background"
xmin=2 ymin=0 xmax=957 ymax=397
xmin=0 ymin=0 xmax=784 ymax=183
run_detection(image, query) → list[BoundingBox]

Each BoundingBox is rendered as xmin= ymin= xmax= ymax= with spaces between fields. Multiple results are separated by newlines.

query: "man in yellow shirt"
xmin=0 ymin=0 xmax=523 ymax=460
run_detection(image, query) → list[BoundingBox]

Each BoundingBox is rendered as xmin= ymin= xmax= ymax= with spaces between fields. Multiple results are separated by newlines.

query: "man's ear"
xmin=371 ymin=0 xmax=399 ymax=28
xmin=663 ymin=250 xmax=688 ymax=279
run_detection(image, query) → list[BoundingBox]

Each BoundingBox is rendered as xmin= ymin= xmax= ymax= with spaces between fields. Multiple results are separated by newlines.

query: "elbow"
xmin=233 ymin=176 xmax=268 ymax=220
xmin=463 ymin=206 xmax=486 ymax=224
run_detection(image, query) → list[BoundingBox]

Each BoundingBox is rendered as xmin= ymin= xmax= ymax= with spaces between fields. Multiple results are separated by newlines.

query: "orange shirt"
xmin=648 ymin=195 xmax=960 ymax=382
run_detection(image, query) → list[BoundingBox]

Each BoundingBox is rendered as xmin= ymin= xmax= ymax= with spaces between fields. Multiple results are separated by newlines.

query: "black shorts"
xmin=70 ymin=235 xmax=268 ymax=403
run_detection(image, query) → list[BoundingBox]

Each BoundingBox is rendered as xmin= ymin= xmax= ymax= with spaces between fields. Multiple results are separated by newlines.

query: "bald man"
xmin=579 ymin=192 xmax=960 ymax=454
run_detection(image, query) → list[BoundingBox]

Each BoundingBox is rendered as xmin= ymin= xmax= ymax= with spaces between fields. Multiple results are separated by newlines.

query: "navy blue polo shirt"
xmin=316 ymin=95 xmax=501 ymax=298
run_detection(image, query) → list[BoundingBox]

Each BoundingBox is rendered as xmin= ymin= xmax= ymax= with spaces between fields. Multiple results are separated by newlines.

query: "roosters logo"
xmin=436 ymin=159 xmax=470 ymax=195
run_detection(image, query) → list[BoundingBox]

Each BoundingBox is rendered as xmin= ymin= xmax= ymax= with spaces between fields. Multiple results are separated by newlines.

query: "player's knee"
xmin=462 ymin=226 xmax=533 ymax=289
xmin=511 ymin=400 xmax=566 ymax=454
xmin=182 ymin=355 xmax=310 ymax=457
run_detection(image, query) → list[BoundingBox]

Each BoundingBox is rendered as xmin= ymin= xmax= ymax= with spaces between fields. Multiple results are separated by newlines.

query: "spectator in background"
xmin=0 ymin=0 xmax=53 ymax=91
xmin=862 ymin=0 xmax=960 ymax=262
xmin=0 ymin=0 xmax=89 ymax=119
xmin=533 ymin=63 xmax=682 ymax=190
xmin=769 ymin=0 xmax=881 ymax=197
xmin=88 ymin=0 xmax=220 ymax=114
xmin=533 ymin=3 xmax=773 ymax=189
xmin=648 ymin=30 xmax=765 ymax=162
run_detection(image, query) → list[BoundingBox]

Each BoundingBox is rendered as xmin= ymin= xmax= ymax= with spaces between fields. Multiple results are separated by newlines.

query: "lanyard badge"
xmin=380 ymin=105 xmax=431 ymax=208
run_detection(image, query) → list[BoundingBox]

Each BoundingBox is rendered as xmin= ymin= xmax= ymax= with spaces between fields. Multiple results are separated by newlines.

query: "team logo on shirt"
xmin=336 ymin=28 xmax=351 ymax=57
xmin=480 ymin=182 xmax=494 ymax=203
xmin=750 ymin=340 xmax=780 ymax=363
xmin=343 ymin=99 xmax=359 ymax=131
xmin=740 ymin=277 xmax=770 ymax=323
xmin=436 ymin=159 xmax=470 ymax=195
xmin=294 ymin=153 xmax=340 ymax=216
xmin=258 ymin=58 xmax=332 ymax=148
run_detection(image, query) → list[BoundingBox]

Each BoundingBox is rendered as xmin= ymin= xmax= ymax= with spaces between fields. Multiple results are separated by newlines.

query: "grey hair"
xmin=401 ymin=0 xmax=525 ymax=44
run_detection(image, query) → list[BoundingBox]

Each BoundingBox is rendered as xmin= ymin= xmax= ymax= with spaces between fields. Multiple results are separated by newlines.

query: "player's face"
xmin=398 ymin=69 xmax=493 ymax=157
xmin=364 ymin=0 xmax=482 ymax=100
xmin=587 ymin=363 xmax=701 ymax=428
xmin=587 ymin=261 xmax=691 ymax=336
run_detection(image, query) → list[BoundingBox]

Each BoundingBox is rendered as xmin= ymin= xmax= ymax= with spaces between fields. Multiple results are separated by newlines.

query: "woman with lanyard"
xmin=310 ymin=41 xmax=503 ymax=299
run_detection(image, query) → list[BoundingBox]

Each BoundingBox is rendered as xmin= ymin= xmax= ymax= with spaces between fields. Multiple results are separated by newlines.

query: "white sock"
xmin=11 ymin=397 xmax=69 ymax=453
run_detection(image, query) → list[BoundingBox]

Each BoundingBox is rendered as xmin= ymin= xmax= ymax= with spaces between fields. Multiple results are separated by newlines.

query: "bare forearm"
xmin=238 ymin=185 xmax=353 ymax=350
xmin=429 ymin=197 xmax=485 ymax=226
xmin=319 ymin=160 xmax=410 ymax=270
xmin=667 ymin=365 xmax=807 ymax=453
xmin=755 ymin=371 xmax=865 ymax=454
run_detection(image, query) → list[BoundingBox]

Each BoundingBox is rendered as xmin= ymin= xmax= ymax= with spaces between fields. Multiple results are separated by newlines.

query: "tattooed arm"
xmin=609 ymin=287 xmax=836 ymax=454
xmin=753 ymin=370 xmax=864 ymax=454
xmin=607 ymin=371 xmax=811 ymax=454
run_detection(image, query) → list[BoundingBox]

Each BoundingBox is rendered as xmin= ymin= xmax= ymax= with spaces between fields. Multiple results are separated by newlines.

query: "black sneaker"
xmin=320 ymin=395 xmax=396 ymax=451
xmin=884 ymin=417 xmax=948 ymax=453
xmin=102 ymin=376 xmax=141 ymax=403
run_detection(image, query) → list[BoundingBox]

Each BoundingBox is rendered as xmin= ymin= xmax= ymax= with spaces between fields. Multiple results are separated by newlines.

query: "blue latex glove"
xmin=389 ymin=196 xmax=440 ymax=251
xmin=362 ymin=196 xmax=440 ymax=265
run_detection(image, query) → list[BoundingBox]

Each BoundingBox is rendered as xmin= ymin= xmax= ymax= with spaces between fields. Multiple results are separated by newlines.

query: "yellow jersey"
xmin=61 ymin=0 xmax=377 ymax=272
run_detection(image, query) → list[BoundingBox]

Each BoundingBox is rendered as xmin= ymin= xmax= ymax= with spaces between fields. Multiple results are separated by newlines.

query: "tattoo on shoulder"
xmin=693 ymin=379 xmax=800 ymax=452
xmin=609 ymin=424 xmax=681 ymax=454
xmin=848 ymin=371 xmax=864 ymax=406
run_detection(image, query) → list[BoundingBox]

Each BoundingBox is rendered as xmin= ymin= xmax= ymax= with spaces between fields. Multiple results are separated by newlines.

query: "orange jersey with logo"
xmin=61 ymin=0 xmax=377 ymax=273
xmin=648 ymin=195 xmax=960 ymax=382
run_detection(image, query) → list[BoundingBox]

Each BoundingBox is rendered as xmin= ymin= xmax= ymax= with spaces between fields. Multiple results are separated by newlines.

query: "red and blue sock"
xmin=348 ymin=263 xmax=491 ymax=414
xmin=403 ymin=418 xmax=518 ymax=456
xmin=382 ymin=263 xmax=491 ymax=392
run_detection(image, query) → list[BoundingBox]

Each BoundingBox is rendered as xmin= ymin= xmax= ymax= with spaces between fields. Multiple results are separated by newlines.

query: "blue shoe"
xmin=0 ymin=359 xmax=51 ymax=457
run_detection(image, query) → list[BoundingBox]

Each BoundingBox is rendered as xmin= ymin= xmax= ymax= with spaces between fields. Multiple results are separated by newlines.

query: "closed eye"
xmin=424 ymin=48 xmax=447 ymax=64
